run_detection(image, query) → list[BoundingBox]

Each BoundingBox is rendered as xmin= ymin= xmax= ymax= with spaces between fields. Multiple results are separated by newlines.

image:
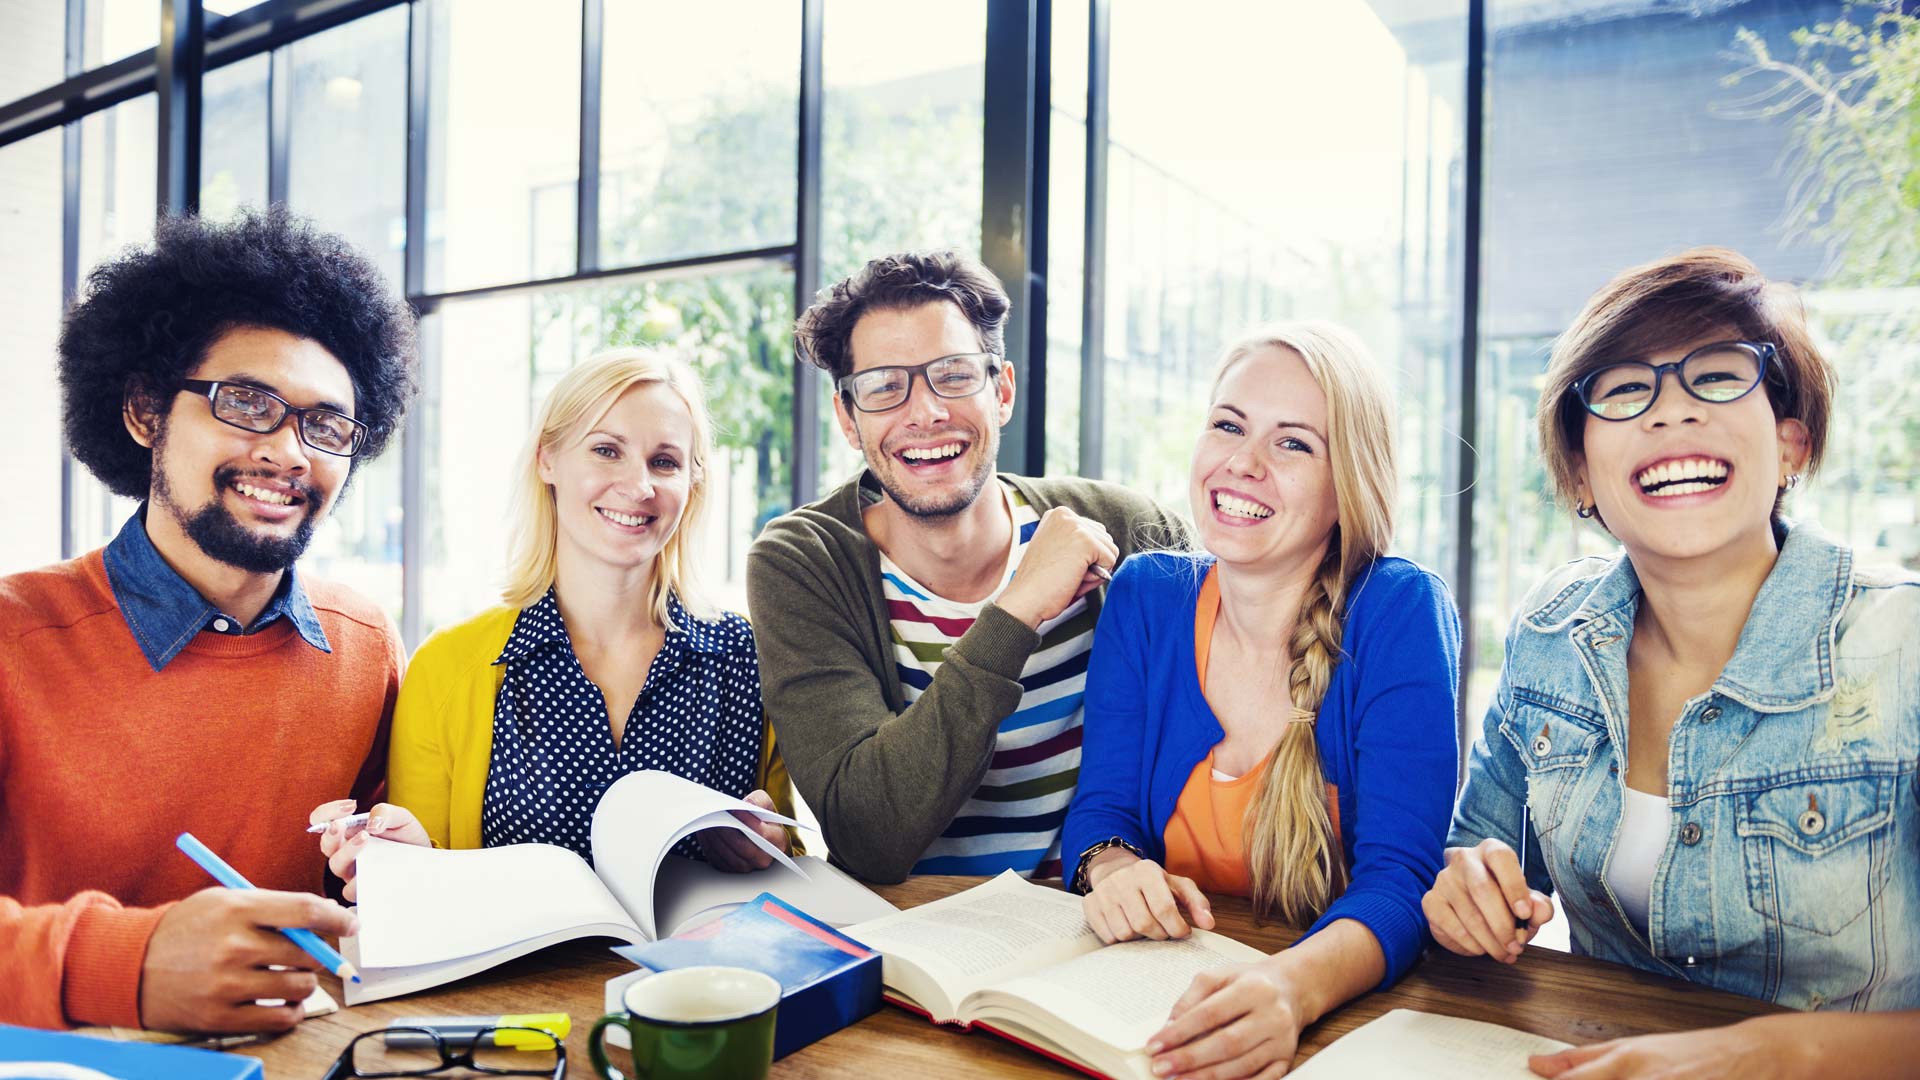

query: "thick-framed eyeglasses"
xmin=835 ymin=352 xmax=1000 ymax=413
xmin=178 ymin=378 xmax=368 ymax=457
xmin=321 ymin=1026 xmax=565 ymax=1080
xmin=1571 ymin=341 xmax=1777 ymax=422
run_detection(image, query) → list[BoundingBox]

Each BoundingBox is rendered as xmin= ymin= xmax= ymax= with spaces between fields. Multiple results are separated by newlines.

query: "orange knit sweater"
xmin=0 ymin=550 xmax=400 ymax=1029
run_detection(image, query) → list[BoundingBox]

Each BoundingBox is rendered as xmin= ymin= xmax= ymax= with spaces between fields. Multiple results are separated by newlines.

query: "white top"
xmin=1606 ymin=787 xmax=1670 ymax=931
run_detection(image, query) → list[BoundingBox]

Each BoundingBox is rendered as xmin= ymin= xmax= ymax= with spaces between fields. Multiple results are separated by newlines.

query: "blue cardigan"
xmin=1062 ymin=551 xmax=1460 ymax=985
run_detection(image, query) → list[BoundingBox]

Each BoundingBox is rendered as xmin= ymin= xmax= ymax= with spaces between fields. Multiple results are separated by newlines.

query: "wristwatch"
xmin=1070 ymin=836 xmax=1145 ymax=895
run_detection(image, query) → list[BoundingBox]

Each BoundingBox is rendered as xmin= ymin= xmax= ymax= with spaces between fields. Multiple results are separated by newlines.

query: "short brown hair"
xmin=1536 ymin=247 xmax=1835 ymax=521
xmin=794 ymin=250 xmax=1010 ymax=386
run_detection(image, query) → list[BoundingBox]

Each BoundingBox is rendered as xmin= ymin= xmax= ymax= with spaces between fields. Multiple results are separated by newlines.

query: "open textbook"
xmin=339 ymin=771 xmax=898 ymax=1004
xmin=1288 ymin=1009 xmax=1573 ymax=1078
xmin=842 ymin=871 xmax=1265 ymax=1080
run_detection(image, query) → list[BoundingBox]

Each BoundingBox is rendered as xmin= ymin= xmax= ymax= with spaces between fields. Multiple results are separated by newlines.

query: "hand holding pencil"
xmin=137 ymin=833 xmax=359 ymax=1034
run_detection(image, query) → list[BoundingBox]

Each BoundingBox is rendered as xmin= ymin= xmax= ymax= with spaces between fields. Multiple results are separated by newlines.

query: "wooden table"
xmin=243 ymin=876 xmax=1778 ymax=1077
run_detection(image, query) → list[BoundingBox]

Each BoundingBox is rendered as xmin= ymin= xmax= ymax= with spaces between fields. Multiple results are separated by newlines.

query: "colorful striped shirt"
xmin=880 ymin=481 xmax=1094 ymax=878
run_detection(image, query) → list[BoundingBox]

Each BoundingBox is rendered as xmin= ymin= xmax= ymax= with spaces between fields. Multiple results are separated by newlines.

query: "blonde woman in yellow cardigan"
xmin=310 ymin=349 xmax=793 ymax=898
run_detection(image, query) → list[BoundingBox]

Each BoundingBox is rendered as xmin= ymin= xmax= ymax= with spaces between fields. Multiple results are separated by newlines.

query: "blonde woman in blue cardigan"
xmin=1065 ymin=323 xmax=1459 ymax=1080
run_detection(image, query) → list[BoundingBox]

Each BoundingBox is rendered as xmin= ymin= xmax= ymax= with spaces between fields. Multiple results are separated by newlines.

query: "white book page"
xmin=354 ymin=837 xmax=640 ymax=968
xmin=339 ymin=929 xmax=639 ymax=1006
xmin=588 ymin=770 xmax=806 ymax=939
xmin=1288 ymin=1009 xmax=1573 ymax=1079
xmin=842 ymin=872 xmax=1100 ymax=1016
xmin=653 ymin=854 xmax=899 ymax=937
xmin=973 ymin=929 xmax=1265 ymax=1053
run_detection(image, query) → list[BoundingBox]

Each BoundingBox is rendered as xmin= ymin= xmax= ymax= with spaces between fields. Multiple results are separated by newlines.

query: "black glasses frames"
xmin=835 ymin=352 xmax=1002 ymax=414
xmin=179 ymin=379 xmax=369 ymax=457
xmin=323 ymin=1025 xmax=566 ymax=1080
xmin=1572 ymin=340 xmax=1777 ymax=422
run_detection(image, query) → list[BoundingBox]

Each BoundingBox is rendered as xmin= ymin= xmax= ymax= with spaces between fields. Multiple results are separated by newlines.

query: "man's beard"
xmin=867 ymin=429 xmax=999 ymax=519
xmin=150 ymin=430 xmax=323 ymax=574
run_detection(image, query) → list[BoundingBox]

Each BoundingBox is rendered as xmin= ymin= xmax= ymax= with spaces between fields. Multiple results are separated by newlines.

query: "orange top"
xmin=0 ymin=551 xmax=400 ymax=1029
xmin=1162 ymin=566 xmax=1341 ymax=897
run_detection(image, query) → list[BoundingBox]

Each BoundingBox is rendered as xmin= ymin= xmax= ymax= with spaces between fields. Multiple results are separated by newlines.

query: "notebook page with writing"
xmin=974 ymin=929 xmax=1265 ymax=1052
xmin=843 ymin=871 xmax=1100 ymax=1020
xmin=1288 ymin=1009 xmax=1573 ymax=1078
xmin=353 ymin=837 xmax=641 ymax=968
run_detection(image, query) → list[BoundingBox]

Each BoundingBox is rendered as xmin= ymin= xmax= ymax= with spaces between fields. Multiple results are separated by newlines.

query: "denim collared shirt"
xmin=1450 ymin=523 xmax=1920 ymax=1012
xmin=101 ymin=506 xmax=331 ymax=672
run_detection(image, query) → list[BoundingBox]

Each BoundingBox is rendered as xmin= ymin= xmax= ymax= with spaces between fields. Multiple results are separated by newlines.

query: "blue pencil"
xmin=175 ymin=832 xmax=361 ymax=984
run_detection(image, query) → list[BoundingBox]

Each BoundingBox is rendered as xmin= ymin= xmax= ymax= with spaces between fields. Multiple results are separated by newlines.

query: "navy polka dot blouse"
xmin=480 ymin=588 xmax=764 ymax=865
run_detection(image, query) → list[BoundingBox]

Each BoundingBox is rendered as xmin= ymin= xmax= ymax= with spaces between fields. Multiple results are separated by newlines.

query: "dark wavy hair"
xmin=794 ymin=249 xmax=1010 ymax=389
xmin=58 ymin=206 xmax=419 ymax=497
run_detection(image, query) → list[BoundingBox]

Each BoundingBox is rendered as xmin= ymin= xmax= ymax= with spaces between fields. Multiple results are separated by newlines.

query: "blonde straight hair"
xmin=1214 ymin=322 xmax=1399 ymax=926
xmin=500 ymin=348 xmax=717 ymax=628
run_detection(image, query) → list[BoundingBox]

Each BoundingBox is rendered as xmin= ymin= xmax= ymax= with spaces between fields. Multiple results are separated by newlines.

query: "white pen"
xmin=307 ymin=811 xmax=371 ymax=834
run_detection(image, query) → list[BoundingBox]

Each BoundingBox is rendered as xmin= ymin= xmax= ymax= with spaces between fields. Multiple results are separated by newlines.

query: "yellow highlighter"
xmin=384 ymin=1014 xmax=572 ymax=1050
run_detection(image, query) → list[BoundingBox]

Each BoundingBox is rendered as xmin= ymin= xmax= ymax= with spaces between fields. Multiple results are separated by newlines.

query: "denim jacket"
xmin=1450 ymin=523 xmax=1920 ymax=1011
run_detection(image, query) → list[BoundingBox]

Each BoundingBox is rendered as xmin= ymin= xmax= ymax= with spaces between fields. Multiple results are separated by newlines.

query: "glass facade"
xmin=1087 ymin=1 xmax=1467 ymax=594
xmin=599 ymin=0 xmax=798 ymax=270
xmin=0 ymin=128 xmax=65 ymax=572
xmin=421 ymin=266 xmax=794 ymax=634
xmin=1470 ymin=0 xmax=1917 ymax=712
xmin=816 ymin=0 xmax=987 ymax=492
xmin=200 ymin=52 xmax=268 ymax=220
xmin=427 ymin=0 xmax=580 ymax=292
xmin=5 ymin=0 xmax=1916 ymax=675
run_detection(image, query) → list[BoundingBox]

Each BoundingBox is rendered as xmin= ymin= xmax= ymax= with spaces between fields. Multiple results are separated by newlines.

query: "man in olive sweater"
xmin=747 ymin=250 xmax=1185 ymax=884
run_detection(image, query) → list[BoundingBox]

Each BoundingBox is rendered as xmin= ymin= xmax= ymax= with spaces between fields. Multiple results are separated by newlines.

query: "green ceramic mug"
xmin=587 ymin=965 xmax=780 ymax=1080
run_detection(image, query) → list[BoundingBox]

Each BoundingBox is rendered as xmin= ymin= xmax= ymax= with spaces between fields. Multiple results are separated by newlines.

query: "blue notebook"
xmin=0 ymin=1025 xmax=264 ymax=1080
xmin=614 ymin=892 xmax=882 ymax=1058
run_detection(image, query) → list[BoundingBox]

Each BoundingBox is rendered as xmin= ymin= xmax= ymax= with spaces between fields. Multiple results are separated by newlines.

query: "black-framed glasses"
xmin=179 ymin=379 xmax=368 ymax=457
xmin=322 ymin=1026 xmax=565 ymax=1079
xmin=835 ymin=352 xmax=1000 ymax=413
xmin=1571 ymin=341 xmax=1777 ymax=422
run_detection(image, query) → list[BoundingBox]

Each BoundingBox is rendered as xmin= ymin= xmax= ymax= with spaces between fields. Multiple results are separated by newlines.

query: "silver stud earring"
xmin=1783 ymin=473 xmax=1802 ymax=491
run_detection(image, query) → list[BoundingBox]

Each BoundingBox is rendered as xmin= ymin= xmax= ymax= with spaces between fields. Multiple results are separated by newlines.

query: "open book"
xmin=1289 ymin=1009 xmax=1573 ymax=1078
xmin=340 ymin=771 xmax=896 ymax=1004
xmin=842 ymin=871 xmax=1265 ymax=1080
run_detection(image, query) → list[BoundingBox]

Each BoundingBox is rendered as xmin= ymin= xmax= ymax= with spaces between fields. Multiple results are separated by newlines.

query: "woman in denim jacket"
xmin=1426 ymin=249 xmax=1919 ymax=1078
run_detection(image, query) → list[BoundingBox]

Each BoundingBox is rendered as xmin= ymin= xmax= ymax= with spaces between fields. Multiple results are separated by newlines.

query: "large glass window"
xmin=816 ymin=0 xmax=987 ymax=491
xmin=83 ymin=0 xmax=158 ymax=69
xmin=1471 ymin=0 xmax=1912 ymax=711
xmin=598 ymin=0 xmax=798 ymax=270
xmin=0 ymin=0 xmax=68 ymax=104
xmin=201 ymin=54 xmax=269 ymax=220
xmin=1046 ymin=0 xmax=1090 ymax=477
xmin=0 ymin=128 xmax=66 ymax=574
xmin=288 ymin=7 xmax=407 ymax=286
xmin=68 ymin=93 xmax=158 ymax=555
xmin=286 ymin=9 xmax=409 ymax=618
xmin=426 ymin=0 xmax=580 ymax=292
xmin=423 ymin=266 xmax=794 ymax=636
xmin=1095 ymin=1 xmax=1466 ymax=570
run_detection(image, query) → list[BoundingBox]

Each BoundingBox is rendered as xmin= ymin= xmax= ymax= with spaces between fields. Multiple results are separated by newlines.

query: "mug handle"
xmin=587 ymin=1011 xmax=631 ymax=1080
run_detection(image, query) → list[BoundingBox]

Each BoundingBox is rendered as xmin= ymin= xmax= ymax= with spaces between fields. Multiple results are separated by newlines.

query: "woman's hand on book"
xmin=1082 ymin=852 xmax=1214 ymax=943
xmin=309 ymin=799 xmax=432 ymax=902
xmin=1148 ymin=960 xmax=1303 ymax=1080
xmin=701 ymin=788 xmax=792 ymax=872
xmin=1422 ymin=838 xmax=1555 ymax=964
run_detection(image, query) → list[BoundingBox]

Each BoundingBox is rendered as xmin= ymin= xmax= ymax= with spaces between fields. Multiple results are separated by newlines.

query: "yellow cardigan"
xmin=388 ymin=604 xmax=795 ymax=850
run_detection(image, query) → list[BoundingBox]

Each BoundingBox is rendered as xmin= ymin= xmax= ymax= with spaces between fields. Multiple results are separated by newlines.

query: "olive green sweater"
xmin=745 ymin=471 xmax=1187 ymax=882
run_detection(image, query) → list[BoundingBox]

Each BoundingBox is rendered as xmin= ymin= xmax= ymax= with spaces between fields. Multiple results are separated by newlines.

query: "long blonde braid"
xmin=1213 ymin=321 xmax=1397 ymax=926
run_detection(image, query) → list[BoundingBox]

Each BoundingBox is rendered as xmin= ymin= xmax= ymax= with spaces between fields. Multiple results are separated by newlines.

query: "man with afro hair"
xmin=0 ymin=207 xmax=417 ymax=1034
